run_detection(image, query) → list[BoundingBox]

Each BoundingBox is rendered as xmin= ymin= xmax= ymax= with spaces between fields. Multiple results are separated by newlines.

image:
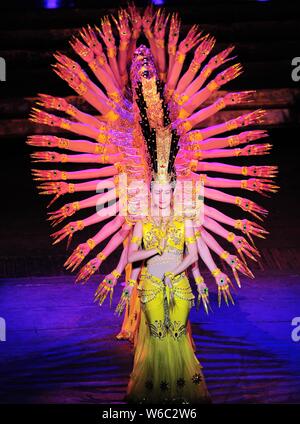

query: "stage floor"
xmin=0 ymin=271 xmax=300 ymax=404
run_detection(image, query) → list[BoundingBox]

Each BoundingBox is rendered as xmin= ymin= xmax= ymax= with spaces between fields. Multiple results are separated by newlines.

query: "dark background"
xmin=0 ymin=0 xmax=300 ymax=276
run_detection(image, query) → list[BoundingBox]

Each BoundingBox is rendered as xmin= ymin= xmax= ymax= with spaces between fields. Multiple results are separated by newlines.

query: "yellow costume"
xmin=125 ymin=217 xmax=211 ymax=404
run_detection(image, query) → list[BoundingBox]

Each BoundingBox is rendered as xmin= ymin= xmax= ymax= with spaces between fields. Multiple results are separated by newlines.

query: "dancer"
xmin=27 ymin=3 xmax=278 ymax=404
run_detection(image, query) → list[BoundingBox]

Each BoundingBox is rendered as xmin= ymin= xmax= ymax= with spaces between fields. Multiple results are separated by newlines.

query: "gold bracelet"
xmin=189 ymin=131 xmax=203 ymax=142
xmin=226 ymin=120 xmax=238 ymax=131
xmin=60 ymin=154 xmax=68 ymax=163
xmin=234 ymin=219 xmax=242 ymax=230
xmin=61 ymin=171 xmax=68 ymax=180
xmin=128 ymin=278 xmax=137 ymax=287
xmin=77 ymin=83 xmax=87 ymax=96
xmin=98 ymin=154 xmax=109 ymax=164
xmin=240 ymin=180 xmax=247 ymax=189
xmin=103 ymin=110 xmax=119 ymax=122
xmin=155 ymin=39 xmax=165 ymax=49
xmin=235 ymin=196 xmax=242 ymax=206
xmin=68 ymin=183 xmax=75 ymax=193
xmin=178 ymin=120 xmax=192 ymax=134
xmin=76 ymin=220 xmax=85 ymax=231
xmin=156 ymin=246 xmax=163 ymax=255
xmin=107 ymin=47 xmax=117 ymax=58
xmin=228 ymin=135 xmax=238 ymax=147
xmin=216 ymin=98 xmax=226 ymax=111
xmin=202 ymin=66 xmax=212 ymax=79
xmin=211 ymin=268 xmax=221 ymax=277
xmin=207 ymin=80 xmax=219 ymax=92
xmin=227 ymin=232 xmax=235 ymax=242
xmin=87 ymin=238 xmax=96 ymax=250
xmin=220 ymin=250 xmax=230 ymax=260
xmin=195 ymin=276 xmax=204 ymax=285
xmin=119 ymin=41 xmax=128 ymax=51
xmin=96 ymin=132 xmax=107 ymax=143
xmin=72 ymin=201 xmax=80 ymax=211
xmin=178 ymin=108 xmax=189 ymax=119
xmin=185 ymin=236 xmax=196 ymax=245
xmin=242 ymin=166 xmax=248 ymax=176
xmin=97 ymin=251 xmax=107 ymax=261
xmin=190 ymin=60 xmax=200 ymax=74
xmin=131 ymin=236 xmax=141 ymax=245
xmin=145 ymin=30 xmax=153 ymax=39
xmin=176 ymin=52 xmax=186 ymax=64
xmin=58 ymin=138 xmax=69 ymax=149
xmin=168 ymin=45 xmax=176 ymax=56
xmin=112 ymin=269 xmax=121 ymax=279
xmin=159 ymin=72 xmax=166 ymax=81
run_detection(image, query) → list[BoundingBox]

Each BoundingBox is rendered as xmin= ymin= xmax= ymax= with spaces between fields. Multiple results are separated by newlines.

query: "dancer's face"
xmin=151 ymin=182 xmax=173 ymax=211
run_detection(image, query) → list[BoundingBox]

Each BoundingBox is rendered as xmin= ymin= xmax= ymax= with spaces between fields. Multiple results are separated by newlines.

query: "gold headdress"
xmin=131 ymin=46 xmax=180 ymax=185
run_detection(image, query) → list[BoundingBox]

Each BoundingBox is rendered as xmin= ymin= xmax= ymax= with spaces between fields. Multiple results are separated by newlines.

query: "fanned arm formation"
xmin=27 ymin=3 xmax=278 ymax=310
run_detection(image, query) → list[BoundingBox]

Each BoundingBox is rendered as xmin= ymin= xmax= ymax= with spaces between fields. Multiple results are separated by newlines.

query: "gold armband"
xmin=234 ymin=148 xmax=242 ymax=156
xmin=227 ymin=232 xmax=235 ymax=242
xmin=220 ymin=250 xmax=230 ymax=260
xmin=211 ymin=268 xmax=221 ymax=277
xmin=112 ymin=269 xmax=121 ymax=279
xmin=68 ymin=183 xmax=75 ymax=193
xmin=234 ymin=220 xmax=242 ymax=230
xmin=87 ymin=238 xmax=96 ymax=250
xmin=97 ymin=251 xmax=107 ymax=261
xmin=131 ymin=236 xmax=142 ymax=245
xmin=60 ymin=120 xmax=71 ymax=130
xmin=107 ymin=47 xmax=117 ymax=58
xmin=195 ymin=276 xmax=204 ymax=285
xmin=176 ymin=52 xmax=186 ymax=64
xmin=207 ymin=80 xmax=219 ymax=92
xmin=61 ymin=171 xmax=68 ymax=180
xmin=185 ymin=236 xmax=196 ymax=245
xmin=242 ymin=166 xmax=248 ymax=176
